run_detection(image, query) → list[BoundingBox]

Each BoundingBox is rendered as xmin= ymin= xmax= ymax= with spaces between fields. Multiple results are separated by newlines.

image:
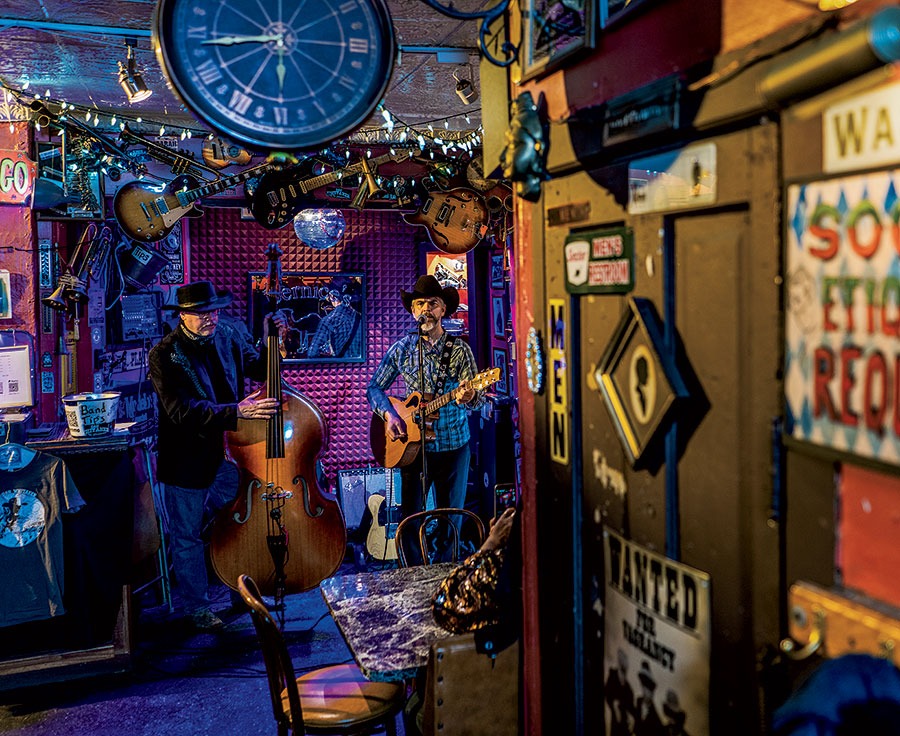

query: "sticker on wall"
xmin=0 ymin=270 xmax=10 ymax=319
xmin=595 ymin=297 xmax=688 ymax=466
xmin=525 ymin=327 xmax=544 ymax=395
xmin=628 ymin=142 xmax=717 ymax=215
xmin=549 ymin=299 xmax=569 ymax=465
xmin=564 ymin=227 xmax=634 ymax=294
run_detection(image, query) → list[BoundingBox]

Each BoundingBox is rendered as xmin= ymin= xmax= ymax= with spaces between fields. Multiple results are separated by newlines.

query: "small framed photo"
xmin=490 ymin=253 xmax=505 ymax=289
xmin=492 ymin=296 xmax=506 ymax=339
xmin=522 ymin=0 xmax=596 ymax=81
xmin=492 ymin=348 xmax=509 ymax=395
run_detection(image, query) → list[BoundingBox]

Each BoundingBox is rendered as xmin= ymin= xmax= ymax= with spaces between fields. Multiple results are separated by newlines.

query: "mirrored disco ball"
xmin=293 ymin=209 xmax=347 ymax=249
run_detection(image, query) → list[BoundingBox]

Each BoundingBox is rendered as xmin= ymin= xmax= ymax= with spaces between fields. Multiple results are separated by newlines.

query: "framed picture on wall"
xmin=492 ymin=296 xmax=506 ymax=339
xmin=493 ymin=348 xmax=509 ymax=395
xmin=490 ymin=253 xmax=505 ymax=290
xmin=522 ymin=0 xmax=596 ymax=81
xmin=247 ymin=271 xmax=366 ymax=363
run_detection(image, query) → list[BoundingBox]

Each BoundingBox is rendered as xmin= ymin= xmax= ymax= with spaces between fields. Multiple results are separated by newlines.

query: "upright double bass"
xmin=210 ymin=244 xmax=346 ymax=598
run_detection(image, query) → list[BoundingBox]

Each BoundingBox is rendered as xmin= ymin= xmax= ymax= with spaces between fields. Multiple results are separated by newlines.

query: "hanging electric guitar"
xmin=403 ymin=187 xmax=490 ymax=255
xmin=113 ymin=162 xmax=275 ymax=242
xmin=369 ymin=368 xmax=501 ymax=468
xmin=251 ymin=150 xmax=413 ymax=229
xmin=365 ymin=470 xmax=399 ymax=561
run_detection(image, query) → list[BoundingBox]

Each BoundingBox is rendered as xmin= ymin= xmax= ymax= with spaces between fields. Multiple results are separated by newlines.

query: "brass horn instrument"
xmin=42 ymin=223 xmax=100 ymax=311
xmin=349 ymin=156 xmax=385 ymax=210
xmin=30 ymin=100 xmax=148 ymax=178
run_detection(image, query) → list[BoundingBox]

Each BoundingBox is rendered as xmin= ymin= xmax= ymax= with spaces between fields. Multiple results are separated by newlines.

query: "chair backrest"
xmin=238 ymin=574 xmax=305 ymax=735
xmin=395 ymin=507 xmax=485 ymax=567
xmin=422 ymin=633 xmax=519 ymax=736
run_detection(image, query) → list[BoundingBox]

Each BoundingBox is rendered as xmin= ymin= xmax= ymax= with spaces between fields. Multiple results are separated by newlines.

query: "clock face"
xmin=154 ymin=0 xmax=396 ymax=151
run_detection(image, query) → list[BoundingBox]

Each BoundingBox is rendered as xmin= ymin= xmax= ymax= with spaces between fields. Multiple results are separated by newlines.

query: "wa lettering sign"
xmin=603 ymin=528 xmax=710 ymax=736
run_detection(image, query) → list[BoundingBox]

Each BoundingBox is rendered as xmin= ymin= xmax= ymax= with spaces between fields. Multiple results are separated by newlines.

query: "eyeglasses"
xmin=182 ymin=309 xmax=220 ymax=320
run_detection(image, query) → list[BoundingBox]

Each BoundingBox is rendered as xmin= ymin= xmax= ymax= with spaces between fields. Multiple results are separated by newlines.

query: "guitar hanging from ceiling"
xmin=249 ymin=149 xmax=413 ymax=229
xmin=113 ymin=161 xmax=277 ymax=242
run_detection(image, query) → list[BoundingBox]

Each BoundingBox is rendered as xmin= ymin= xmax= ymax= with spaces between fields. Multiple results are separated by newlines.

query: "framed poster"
xmin=492 ymin=348 xmax=509 ymax=395
xmin=522 ymin=0 xmax=596 ymax=81
xmin=492 ymin=296 xmax=506 ymax=339
xmin=247 ymin=272 xmax=366 ymax=363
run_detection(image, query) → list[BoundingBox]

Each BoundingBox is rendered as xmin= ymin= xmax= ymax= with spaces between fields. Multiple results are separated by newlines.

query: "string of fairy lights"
xmin=0 ymin=79 xmax=483 ymax=160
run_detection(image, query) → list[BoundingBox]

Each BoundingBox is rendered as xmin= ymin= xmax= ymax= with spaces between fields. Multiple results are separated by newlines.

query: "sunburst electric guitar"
xmin=369 ymin=368 xmax=501 ymax=468
xmin=365 ymin=470 xmax=399 ymax=561
xmin=113 ymin=162 xmax=275 ymax=242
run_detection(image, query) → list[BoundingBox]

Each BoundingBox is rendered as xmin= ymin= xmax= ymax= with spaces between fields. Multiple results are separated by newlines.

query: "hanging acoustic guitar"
xmin=403 ymin=187 xmax=490 ymax=254
xmin=113 ymin=162 xmax=275 ymax=242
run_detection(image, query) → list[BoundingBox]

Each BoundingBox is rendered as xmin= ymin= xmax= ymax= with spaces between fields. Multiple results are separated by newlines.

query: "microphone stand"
xmin=415 ymin=319 xmax=429 ymax=513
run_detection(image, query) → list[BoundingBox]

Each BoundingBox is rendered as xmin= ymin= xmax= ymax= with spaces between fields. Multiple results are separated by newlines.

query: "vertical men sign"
xmin=549 ymin=298 xmax=569 ymax=464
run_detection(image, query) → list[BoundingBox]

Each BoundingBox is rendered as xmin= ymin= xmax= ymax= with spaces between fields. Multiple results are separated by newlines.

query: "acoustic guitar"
xmin=251 ymin=150 xmax=412 ymax=229
xmin=365 ymin=470 xmax=399 ymax=562
xmin=369 ymin=368 xmax=501 ymax=468
xmin=113 ymin=162 xmax=275 ymax=242
xmin=403 ymin=187 xmax=490 ymax=255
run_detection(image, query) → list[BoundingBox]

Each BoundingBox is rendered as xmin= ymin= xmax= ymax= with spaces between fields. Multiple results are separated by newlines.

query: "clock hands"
xmin=202 ymin=33 xmax=284 ymax=46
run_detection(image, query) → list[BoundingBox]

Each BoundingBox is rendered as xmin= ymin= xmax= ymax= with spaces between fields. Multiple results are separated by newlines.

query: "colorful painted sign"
xmin=0 ymin=149 xmax=36 ymax=206
xmin=564 ymin=227 xmax=634 ymax=294
xmin=786 ymin=171 xmax=900 ymax=465
xmin=603 ymin=528 xmax=711 ymax=736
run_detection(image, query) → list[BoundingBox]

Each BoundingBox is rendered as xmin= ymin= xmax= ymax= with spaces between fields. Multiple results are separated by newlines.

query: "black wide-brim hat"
xmin=162 ymin=280 xmax=233 ymax=312
xmin=400 ymin=275 xmax=460 ymax=315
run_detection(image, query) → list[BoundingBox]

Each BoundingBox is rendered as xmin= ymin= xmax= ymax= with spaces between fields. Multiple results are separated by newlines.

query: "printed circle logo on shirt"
xmin=0 ymin=489 xmax=46 ymax=548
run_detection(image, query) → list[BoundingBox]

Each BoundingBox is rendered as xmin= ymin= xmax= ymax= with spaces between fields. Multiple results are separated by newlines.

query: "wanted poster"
xmin=603 ymin=528 xmax=711 ymax=736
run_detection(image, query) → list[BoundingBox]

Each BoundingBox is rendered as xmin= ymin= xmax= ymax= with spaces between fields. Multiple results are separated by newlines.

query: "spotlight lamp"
xmin=118 ymin=42 xmax=152 ymax=104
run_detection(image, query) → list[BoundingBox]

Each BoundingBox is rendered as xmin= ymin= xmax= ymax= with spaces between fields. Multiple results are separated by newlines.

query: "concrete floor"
xmin=0 ymin=552 xmax=408 ymax=736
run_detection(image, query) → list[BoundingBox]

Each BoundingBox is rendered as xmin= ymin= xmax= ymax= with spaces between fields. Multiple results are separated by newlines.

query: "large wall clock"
xmin=154 ymin=0 xmax=396 ymax=151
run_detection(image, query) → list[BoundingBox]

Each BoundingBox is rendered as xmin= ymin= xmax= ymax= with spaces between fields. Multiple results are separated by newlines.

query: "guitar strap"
xmin=433 ymin=334 xmax=456 ymax=397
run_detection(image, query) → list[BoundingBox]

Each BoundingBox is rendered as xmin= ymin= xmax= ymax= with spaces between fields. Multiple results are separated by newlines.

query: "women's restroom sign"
xmin=595 ymin=298 xmax=687 ymax=466
xmin=564 ymin=227 xmax=634 ymax=294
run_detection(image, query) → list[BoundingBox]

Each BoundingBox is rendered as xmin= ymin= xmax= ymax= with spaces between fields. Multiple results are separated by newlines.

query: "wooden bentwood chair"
xmin=394 ymin=508 xmax=485 ymax=567
xmin=237 ymin=574 xmax=406 ymax=736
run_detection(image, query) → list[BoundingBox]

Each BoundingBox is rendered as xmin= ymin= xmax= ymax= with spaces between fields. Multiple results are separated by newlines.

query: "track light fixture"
xmin=117 ymin=42 xmax=152 ymax=104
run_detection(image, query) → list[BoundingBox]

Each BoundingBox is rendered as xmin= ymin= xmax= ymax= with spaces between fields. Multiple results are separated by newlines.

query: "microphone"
xmin=416 ymin=314 xmax=429 ymax=324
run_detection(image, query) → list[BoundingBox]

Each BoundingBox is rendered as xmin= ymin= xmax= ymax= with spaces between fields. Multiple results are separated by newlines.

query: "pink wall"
xmin=186 ymin=205 xmax=420 ymax=486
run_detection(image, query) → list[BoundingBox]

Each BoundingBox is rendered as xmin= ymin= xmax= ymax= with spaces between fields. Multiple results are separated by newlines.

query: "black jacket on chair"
xmin=149 ymin=321 xmax=267 ymax=489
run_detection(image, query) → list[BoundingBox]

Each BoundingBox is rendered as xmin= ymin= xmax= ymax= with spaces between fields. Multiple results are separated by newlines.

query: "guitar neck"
xmin=423 ymin=380 xmax=470 ymax=415
xmin=180 ymin=164 xmax=271 ymax=205
xmin=300 ymin=152 xmax=397 ymax=194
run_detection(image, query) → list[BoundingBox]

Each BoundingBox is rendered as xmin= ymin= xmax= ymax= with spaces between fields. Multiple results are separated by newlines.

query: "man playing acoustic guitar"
xmin=366 ymin=275 xmax=485 ymax=544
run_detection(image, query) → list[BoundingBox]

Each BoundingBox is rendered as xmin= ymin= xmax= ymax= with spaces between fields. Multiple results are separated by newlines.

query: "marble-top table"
xmin=320 ymin=562 xmax=458 ymax=682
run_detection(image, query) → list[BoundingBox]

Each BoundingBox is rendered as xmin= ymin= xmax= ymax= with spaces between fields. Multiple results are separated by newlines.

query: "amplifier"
xmin=337 ymin=466 xmax=401 ymax=531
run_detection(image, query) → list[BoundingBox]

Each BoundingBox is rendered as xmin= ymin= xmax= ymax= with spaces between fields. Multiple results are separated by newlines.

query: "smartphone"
xmin=494 ymin=483 xmax=517 ymax=518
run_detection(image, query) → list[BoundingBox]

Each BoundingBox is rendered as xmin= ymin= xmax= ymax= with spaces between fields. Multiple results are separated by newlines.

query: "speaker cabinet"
xmin=337 ymin=466 xmax=401 ymax=531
